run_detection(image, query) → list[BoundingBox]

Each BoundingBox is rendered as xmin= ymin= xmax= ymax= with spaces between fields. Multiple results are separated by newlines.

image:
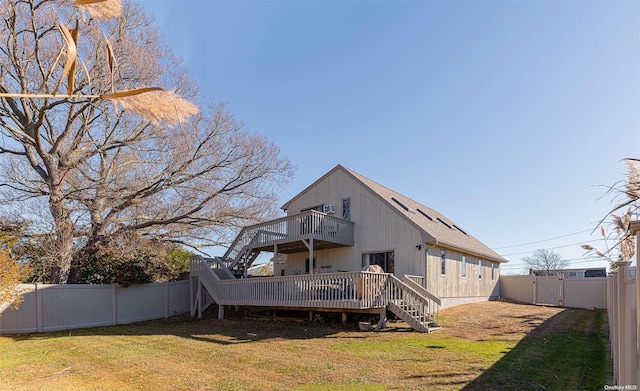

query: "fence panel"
xmin=168 ymin=281 xmax=191 ymax=316
xmin=0 ymin=281 xmax=189 ymax=334
xmin=0 ymin=285 xmax=38 ymax=333
xmin=116 ymin=284 xmax=166 ymax=324
xmin=41 ymin=285 xmax=113 ymax=332
xmin=563 ymin=277 xmax=607 ymax=309
xmin=499 ymin=275 xmax=534 ymax=304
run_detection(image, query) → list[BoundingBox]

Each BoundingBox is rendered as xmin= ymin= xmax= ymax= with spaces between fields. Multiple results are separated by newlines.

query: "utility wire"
xmin=499 ymin=239 xmax=605 ymax=257
xmin=493 ymin=229 xmax=593 ymax=250
xmin=500 ymin=256 xmax=609 ymax=271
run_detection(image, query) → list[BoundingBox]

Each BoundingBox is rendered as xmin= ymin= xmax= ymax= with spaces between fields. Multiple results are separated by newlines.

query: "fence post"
xmin=615 ymin=261 xmax=631 ymax=386
xmin=608 ymin=272 xmax=619 ymax=384
xmin=36 ymin=284 xmax=43 ymax=333
xmin=164 ymin=282 xmax=169 ymax=319
xmin=631 ymin=220 xmax=640 ymax=388
xmin=532 ymin=275 xmax=537 ymax=305
xmin=111 ymin=284 xmax=117 ymax=326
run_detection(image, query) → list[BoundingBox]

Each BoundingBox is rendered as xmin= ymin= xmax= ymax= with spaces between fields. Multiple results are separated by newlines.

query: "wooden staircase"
xmin=219 ymin=228 xmax=264 ymax=278
xmin=384 ymin=275 xmax=441 ymax=332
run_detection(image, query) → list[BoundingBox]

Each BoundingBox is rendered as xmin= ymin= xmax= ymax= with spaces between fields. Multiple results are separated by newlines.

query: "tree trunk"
xmin=50 ymin=193 xmax=74 ymax=284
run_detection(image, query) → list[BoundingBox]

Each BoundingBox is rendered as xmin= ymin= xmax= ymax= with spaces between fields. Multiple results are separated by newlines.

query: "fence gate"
xmin=501 ymin=275 xmax=608 ymax=309
xmin=535 ymin=276 xmax=563 ymax=306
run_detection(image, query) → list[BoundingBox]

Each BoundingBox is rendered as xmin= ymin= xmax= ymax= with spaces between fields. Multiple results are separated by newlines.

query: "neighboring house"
xmin=190 ymin=164 xmax=507 ymax=331
xmin=278 ymin=164 xmax=506 ymax=308
xmin=529 ymin=267 xmax=607 ymax=278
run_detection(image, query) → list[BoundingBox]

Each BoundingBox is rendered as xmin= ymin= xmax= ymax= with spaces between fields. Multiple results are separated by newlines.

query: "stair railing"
xmin=401 ymin=275 xmax=440 ymax=325
xmin=383 ymin=275 xmax=439 ymax=327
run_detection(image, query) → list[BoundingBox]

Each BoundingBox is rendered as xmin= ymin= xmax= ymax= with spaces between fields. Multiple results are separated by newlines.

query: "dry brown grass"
xmin=0 ymin=301 xmax=603 ymax=391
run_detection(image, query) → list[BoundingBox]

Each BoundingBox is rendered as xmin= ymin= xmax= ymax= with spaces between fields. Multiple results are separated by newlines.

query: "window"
xmin=440 ymin=251 xmax=446 ymax=275
xmin=462 ymin=256 xmax=466 ymax=278
xmin=362 ymin=251 xmax=395 ymax=273
xmin=342 ymin=198 xmax=351 ymax=220
xmin=478 ymin=260 xmax=483 ymax=279
xmin=491 ymin=263 xmax=495 ymax=280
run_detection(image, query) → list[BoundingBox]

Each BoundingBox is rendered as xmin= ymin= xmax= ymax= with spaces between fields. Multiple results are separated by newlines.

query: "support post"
xmin=309 ymin=237 xmax=314 ymax=274
xmin=302 ymin=238 xmax=314 ymax=274
xmin=273 ymin=244 xmax=278 ymax=277
xmin=197 ymin=281 xmax=203 ymax=319
xmin=341 ymin=312 xmax=348 ymax=326
xmin=189 ymin=276 xmax=193 ymax=316
xmin=218 ymin=304 xmax=225 ymax=320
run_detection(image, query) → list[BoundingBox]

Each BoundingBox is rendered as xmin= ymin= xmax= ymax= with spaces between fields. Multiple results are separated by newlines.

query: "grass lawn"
xmin=0 ymin=301 xmax=608 ymax=390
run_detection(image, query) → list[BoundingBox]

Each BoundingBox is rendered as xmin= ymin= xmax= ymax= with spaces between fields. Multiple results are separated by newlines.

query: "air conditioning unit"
xmin=323 ymin=204 xmax=336 ymax=214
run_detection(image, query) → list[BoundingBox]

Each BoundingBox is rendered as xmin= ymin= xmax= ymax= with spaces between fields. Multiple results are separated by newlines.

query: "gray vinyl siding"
xmin=426 ymin=247 xmax=500 ymax=299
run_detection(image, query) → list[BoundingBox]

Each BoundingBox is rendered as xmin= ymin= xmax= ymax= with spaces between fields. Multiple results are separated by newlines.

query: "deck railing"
xmin=223 ymin=210 xmax=355 ymax=263
xmin=214 ymin=271 xmax=388 ymax=309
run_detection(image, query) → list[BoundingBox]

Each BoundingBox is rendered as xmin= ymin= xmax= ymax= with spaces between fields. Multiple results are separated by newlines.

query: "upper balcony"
xmin=224 ymin=210 xmax=355 ymax=261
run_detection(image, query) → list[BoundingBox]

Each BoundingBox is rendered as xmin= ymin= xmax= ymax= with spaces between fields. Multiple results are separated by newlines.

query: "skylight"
xmin=453 ymin=224 xmax=468 ymax=235
xmin=417 ymin=209 xmax=433 ymax=221
xmin=391 ymin=197 xmax=410 ymax=211
xmin=436 ymin=217 xmax=452 ymax=229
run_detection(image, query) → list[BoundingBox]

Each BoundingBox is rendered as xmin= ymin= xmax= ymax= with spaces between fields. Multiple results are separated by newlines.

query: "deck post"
xmin=341 ymin=312 xmax=348 ymax=326
xmin=218 ymin=304 xmax=225 ymax=320
xmin=309 ymin=310 xmax=313 ymax=321
xmin=197 ymin=281 xmax=202 ymax=319
xmin=273 ymin=244 xmax=278 ymax=277
xmin=309 ymin=237 xmax=314 ymax=274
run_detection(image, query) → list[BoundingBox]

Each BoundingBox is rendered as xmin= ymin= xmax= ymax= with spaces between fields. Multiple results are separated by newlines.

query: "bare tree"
xmin=0 ymin=1 xmax=292 ymax=282
xmin=522 ymin=249 xmax=568 ymax=276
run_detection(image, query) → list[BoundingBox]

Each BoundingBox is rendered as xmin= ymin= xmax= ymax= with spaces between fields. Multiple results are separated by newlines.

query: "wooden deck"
xmin=190 ymin=257 xmax=441 ymax=332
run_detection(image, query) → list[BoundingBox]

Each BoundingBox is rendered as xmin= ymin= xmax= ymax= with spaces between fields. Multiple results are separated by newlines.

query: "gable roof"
xmin=282 ymin=164 xmax=507 ymax=263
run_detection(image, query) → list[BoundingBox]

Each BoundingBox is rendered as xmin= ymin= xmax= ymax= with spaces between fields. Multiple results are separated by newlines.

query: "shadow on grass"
xmin=463 ymin=308 xmax=609 ymax=391
xmin=5 ymin=304 xmax=380 ymax=345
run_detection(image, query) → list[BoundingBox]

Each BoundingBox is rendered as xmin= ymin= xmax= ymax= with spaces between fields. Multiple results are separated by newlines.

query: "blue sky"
xmin=138 ymin=0 xmax=639 ymax=273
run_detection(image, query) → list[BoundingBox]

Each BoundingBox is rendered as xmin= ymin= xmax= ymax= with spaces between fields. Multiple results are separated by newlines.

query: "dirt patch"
xmin=438 ymin=300 xmax=565 ymax=341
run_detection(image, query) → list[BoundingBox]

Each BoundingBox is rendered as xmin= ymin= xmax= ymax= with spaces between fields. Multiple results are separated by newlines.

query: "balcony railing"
xmin=224 ymin=210 xmax=355 ymax=261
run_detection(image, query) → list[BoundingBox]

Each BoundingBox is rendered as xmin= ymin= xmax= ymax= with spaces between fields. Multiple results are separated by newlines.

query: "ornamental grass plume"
xmin=110 ymin=89 xmax=200 ymax=126
xmin=73 ymin=0 xmax=122 ymax=20
xmin=624 ymin=158 xmax=640 ymax=201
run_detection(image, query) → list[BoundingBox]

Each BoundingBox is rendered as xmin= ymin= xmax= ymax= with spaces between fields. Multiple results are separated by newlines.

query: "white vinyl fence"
xmin=500 ymin=274 xmax=607 ymax=309
xmin=0 ymin=281 xmax=189 ymax=334
xmin=607 ymin=259 xmax=639 ymax=388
